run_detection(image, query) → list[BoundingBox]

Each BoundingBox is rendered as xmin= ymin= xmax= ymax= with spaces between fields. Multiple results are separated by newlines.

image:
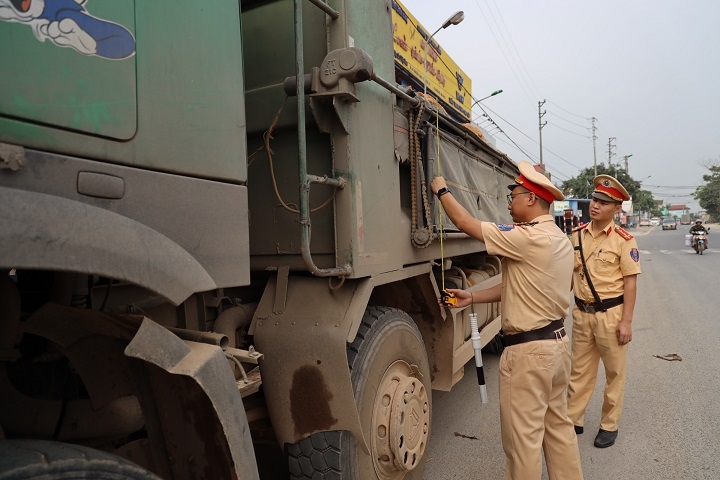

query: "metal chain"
xmin=409 ymin=102 xmax=433 ymax=248
xmin=410 ymin=106 xmax=418 ymax=237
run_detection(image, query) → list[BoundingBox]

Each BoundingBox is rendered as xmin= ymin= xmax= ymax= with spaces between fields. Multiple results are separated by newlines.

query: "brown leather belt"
xmin=574 ymin=295 xmax=624 ymax=313
xmin=501 ymin=319 xmax=566 ymax=347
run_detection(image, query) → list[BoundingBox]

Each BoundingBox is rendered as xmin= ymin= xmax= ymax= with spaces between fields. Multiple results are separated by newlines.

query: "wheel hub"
xmin=371 ymin=360 xmax=430 ymax=479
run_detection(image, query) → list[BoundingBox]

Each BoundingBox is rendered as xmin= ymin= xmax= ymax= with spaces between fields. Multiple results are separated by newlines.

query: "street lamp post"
xmin=471 ymin=89 xmax=503 ymax=108
xmin=471 ymin=90 xmax=503 ymax=122
xmin=423 ymin=11 xmax=464 ymax=96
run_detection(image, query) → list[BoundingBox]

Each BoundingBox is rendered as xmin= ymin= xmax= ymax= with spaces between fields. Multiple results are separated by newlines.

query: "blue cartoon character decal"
xmin=0 ymin=0 xmax=135 ymax=59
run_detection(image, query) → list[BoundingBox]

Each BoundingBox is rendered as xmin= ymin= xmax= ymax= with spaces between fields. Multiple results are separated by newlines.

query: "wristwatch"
xmin=436 ymin=187 xmax=451 ymax=198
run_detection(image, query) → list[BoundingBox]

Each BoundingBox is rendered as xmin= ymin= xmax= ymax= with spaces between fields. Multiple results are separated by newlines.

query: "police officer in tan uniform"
xmin=567 ymin=175 xmax=641 ymax=448
xmin=432 ymin=161 xmax=583 ymax=480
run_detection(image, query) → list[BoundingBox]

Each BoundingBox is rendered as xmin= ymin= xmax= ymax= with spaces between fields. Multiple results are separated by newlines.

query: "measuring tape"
xmin=434 ymin=105 xmax=457 ymax=308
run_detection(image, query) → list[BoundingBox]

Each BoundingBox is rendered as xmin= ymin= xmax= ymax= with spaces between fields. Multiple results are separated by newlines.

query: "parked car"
xmin=650 ymin=217 xmax=660 ymax=226
xmin=639 ymin=218 xmax=651 ymax=227
xmin=662 ymin=218 xmax=677 ymax=230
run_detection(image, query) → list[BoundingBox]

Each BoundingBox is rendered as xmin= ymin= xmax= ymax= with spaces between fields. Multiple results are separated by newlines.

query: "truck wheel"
xmin=0 ymin=440 xmax=162 ymax=480
xmin=288 ymin=307 xmax=431 ymax=479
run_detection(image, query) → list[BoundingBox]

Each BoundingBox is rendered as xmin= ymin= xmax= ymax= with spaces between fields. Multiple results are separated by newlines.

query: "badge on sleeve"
xmin=496 ymin=224 xmax=515 ymax=231
xmin=630 ymin=248 xmax=639 ymax=262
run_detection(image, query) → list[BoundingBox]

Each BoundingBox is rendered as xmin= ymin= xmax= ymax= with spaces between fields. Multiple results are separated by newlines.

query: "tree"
xmin=694 ymin=164 xmax=720 ymax=222
xmin=560 ymin=164 xmax=655 ymax=212
xmin=634 ymin=189 xmax=658 ymax=216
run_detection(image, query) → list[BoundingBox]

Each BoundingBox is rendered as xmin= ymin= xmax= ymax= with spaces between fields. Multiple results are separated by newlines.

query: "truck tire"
xmin=288 ymin=307 xmax=431 ymax=480
xmin=0 ymin=440 xmax=162 ymax=480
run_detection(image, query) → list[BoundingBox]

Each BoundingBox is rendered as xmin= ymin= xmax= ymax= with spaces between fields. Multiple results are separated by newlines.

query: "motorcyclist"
xmin=689 ymin=220 xmax=708 ymax=247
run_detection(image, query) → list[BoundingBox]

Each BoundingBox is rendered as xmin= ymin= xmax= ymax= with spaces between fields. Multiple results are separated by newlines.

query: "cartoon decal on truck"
xmin=0 ymin=0 xmax=135 ymax=59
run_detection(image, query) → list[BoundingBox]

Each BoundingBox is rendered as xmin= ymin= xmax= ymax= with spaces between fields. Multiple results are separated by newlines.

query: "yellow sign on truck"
xmin=392 ymin=0 xmax=473 ymax=121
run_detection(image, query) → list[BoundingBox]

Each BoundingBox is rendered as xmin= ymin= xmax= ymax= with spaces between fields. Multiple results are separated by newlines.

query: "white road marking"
xmin=639 ymin=249 xmax=719 ymax=255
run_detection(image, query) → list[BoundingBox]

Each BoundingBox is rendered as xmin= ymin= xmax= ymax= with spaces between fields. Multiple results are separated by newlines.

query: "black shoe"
xmin=574 ymin=425 xmax=583 ymax=435
xmin=594 ymin=429 xmax=618 ymax=448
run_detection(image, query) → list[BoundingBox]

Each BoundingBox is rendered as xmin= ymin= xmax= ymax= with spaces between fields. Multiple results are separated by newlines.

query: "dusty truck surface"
xmin=0 ymin=0 xmax=519 ymax=478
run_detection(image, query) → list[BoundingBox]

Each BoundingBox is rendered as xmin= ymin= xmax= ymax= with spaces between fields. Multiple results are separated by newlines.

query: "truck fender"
xmin=0 ymin=187 xmax=216 ymax=305
xmin=125 ymin=319 xmax=260 ymax=480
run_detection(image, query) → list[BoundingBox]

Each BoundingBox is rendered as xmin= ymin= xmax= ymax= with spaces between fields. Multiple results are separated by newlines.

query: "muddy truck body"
xmin=0 ymin=0 xmax=519 ymax=478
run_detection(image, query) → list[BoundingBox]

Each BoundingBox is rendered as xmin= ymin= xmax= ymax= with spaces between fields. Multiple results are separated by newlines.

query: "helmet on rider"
xmin=696 ymin=220 xmax=703 ymax=224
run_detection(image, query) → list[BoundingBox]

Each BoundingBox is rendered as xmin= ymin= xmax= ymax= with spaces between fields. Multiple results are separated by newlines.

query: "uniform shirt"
xmin=481 ymin=214 xmax=573 ymax=335
xmin=572 ymin=220 xmax=641 ymax=301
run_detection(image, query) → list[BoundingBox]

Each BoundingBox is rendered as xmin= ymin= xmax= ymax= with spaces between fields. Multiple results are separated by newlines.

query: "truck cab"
xmin=1 ymin=1 xmax=517 ymax=478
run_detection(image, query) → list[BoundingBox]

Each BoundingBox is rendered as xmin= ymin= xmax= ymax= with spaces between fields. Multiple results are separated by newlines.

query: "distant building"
xmin=668 ymin=204 xmax=690 ymax=214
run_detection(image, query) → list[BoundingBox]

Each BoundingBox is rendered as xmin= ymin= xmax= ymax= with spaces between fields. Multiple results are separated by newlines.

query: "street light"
xmin=471 ymin=89 xmax=503 ymax=108
xmin=423 ymin=11 xmax=464 ymax=95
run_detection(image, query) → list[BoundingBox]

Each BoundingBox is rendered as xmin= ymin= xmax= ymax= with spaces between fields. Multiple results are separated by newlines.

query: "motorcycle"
xmin=692 ymin=229 xmax=709 ymax=254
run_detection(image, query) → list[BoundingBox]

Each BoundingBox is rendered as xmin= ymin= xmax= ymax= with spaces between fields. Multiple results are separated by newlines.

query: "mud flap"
xmin=251 ymin=275 xmax=370 ymax=454
xmin=125 ymin=319 xmax=259 ymax=480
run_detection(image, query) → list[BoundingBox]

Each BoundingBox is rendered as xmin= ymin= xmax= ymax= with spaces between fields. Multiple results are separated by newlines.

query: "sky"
xmin=405 ymin=0 xmax=719 ymax=211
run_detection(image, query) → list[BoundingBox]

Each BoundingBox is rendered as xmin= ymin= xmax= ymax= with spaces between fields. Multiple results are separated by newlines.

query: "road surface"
xmin=424 ymin=224 xmax=720 ymax=479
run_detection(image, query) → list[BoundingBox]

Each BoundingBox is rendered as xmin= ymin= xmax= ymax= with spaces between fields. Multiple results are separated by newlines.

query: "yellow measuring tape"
xmin=435 ymin=106 xmax=457 ymax=307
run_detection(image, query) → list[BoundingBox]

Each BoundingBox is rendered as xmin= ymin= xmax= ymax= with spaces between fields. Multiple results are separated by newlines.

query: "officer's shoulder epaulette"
xmin=495 ymin=221 xmax=539 ymax=231
xmin=571 ymin=222 xmax=588 ymax=233
xmin=614 ymin=226 xmax=633 ymax=240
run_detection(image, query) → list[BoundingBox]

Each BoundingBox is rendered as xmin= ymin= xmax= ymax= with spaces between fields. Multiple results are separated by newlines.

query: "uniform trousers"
xmin=499 ymin=335 xmax=583 ymax=480
xmin=567 ymin=305 xmax=628 ymax=431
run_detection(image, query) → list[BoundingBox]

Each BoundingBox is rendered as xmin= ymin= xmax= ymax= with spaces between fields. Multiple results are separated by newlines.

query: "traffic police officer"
xmin=567 ymin=174 xmax=641 ymax=448
xmin=432 ymin=161 xmax=583 ymax=480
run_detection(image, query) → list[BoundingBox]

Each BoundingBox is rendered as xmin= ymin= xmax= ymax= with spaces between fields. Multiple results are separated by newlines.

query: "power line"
xmin=483 ymin=0 xmax=543 ymax=100
xmin=547 ymin=121 xmax=591 ymax=138
xmin=410 ymin=15 xmax=542 ymax=170
xmin=406 ymin=4 xmax=583 ymax=180
xmin=476 ymin=105 xmax=537 ymax=161
xmin=472 ymin=0 xmax=536 ymax=106
xmin=546 ymin=99 xmax=588 ymax=119
xmin=493 ymin=135 xmax=540 ymax=163
xmin=547 ymin=111 xmax=591 ymax=131
xmin=644 ymin=184 xmax=699 ymax=189
xmin=481 ymin=104 xmax=584 ymax=173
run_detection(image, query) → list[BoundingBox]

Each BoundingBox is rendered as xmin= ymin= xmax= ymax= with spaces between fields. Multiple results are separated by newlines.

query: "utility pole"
xmin=538 ymin=100 xmax=547 ymax=167
xmin=607 ymin=137 xmax=616 ymax=167
xmin=622 ymin=154 xmax=633 ymax=174
xmin=591 ymin=117 xmax=598 ymax=176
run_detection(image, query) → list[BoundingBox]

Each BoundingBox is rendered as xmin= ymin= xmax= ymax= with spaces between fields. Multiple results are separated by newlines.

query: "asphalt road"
xmin=424 ymin=223 xmax=720 ymax=479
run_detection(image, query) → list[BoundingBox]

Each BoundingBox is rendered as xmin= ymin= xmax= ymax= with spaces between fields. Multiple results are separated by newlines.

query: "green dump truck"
xmin=0 ymin=1 xmax=519 ymax=478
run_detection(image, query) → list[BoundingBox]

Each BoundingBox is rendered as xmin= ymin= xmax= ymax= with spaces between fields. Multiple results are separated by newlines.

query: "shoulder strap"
xmin=614 ymin=226 xmax=633 ymax=240
xmin=572 ymin=222 xmax=587 ymax=233
xmin=577 ymin=228 xmax=602 ymax=305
